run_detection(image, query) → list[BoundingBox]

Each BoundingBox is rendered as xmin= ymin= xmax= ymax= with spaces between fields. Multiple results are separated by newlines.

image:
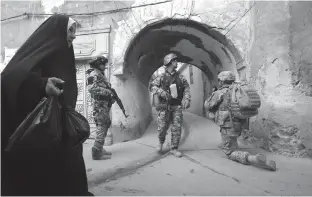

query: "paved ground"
xmin=89 ymin=149 xmax=312 ymax=196
xmin=84 ymin=112 xmax=312 ymax=196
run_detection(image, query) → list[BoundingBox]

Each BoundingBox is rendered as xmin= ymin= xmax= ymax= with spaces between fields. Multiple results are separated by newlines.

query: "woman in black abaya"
xmin=1 ymin=14 xmax=92 ymax=196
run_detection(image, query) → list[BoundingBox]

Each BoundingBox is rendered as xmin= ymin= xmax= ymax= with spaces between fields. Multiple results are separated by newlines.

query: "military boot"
xmin=247 ymin=153 xmax=277 ymax=171
xmin=102 ymin=149 xmax=112 ymax=156
xmin=170 ymin=149 xmax=182 ymax=157
xmin=156 ymin=143 xmax=163 ymax=153
xmin=92 ymin=147 xmax=111 ymax=160
xmin=265 ymin=160 xmax=277 ymax=171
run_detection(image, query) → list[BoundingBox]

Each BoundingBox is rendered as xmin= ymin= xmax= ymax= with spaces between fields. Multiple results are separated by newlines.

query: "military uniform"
xmin=207 ymin=84 xmax=250 ymax=164
xmin=86 ymin=68 xmax=115 ymax=157
xmin=206 ymin=71 xmax=276 ymax=170
xmin=151 ymin=67 xmax=191 ymax=151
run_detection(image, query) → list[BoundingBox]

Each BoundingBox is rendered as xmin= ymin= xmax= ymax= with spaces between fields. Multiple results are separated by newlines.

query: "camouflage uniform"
xmin=206 ymin=71 xmax=276 ymax=171
xmin=86 ymin=68 xmax=115 ymax=152
xmin=151 ymin=68 xmax=191 ymax=150
xmin=206 ymin=84 xmax=250 ymax=164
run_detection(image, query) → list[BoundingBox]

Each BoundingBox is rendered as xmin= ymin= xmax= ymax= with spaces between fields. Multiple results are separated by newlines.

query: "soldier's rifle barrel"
xmin=95 ymin=78 xmax=128 ymax=118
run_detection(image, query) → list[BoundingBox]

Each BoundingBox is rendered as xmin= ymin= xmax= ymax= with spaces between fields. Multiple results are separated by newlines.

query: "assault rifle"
xmin=95 ymin=78 xmax=129 ymax=118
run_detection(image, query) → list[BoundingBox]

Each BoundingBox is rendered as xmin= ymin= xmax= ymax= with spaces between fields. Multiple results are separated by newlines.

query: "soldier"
xmin=86 ymin=56 xmax=115 ymax=160
xmin=151 ymin=53 xmax=191 ymax=157
xmin=205 ymin=71 xmax=276 ymax=171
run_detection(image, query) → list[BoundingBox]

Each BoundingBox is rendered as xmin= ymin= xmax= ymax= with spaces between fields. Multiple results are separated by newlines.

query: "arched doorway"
xmin=110 ymin=18 xmax=244 ymax=143
xmin=123 ymin=18 xmax=243 ymax=86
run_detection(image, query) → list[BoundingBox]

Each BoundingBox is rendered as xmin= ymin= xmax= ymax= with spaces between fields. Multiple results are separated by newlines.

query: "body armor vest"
xmin=161 ymin=73 xmax=184 ymax=106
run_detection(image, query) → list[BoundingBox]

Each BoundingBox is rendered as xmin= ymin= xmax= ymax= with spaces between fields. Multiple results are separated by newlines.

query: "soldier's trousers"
xmin=93 ymin=110 xmax=111 ymax=150
xmin=157 ymin=105 xmax=183 ymax=149
xmin=220 ymin=128 xmax=249 ymax=164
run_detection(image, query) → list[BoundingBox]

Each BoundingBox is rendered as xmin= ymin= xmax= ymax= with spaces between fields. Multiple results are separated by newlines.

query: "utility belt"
xmin=93 ymin=94 xmax=111 ymax=101
xmin=156 ymin=103 xmax=180 ymax=111
xmin=168 ymin=98 xmax=182 ymax=106
xmin=219 ymin=106 xmax=229 ymax=111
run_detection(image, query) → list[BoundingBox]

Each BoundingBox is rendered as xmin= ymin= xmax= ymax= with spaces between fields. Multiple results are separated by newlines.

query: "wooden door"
xmin=75 ymin=61 xmax=97 ymax=138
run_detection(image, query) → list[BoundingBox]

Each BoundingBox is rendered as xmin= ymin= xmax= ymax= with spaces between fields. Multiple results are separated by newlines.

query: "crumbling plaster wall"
xmin=0 ymin=1 xmax=132 ymax=56
xmin=112 ymin=0 xmax=312 ymax=157
xmin=248 ymin=1 xmax=312 ymax=157
xmin=1 ymin=1 xmax=45 ymax=51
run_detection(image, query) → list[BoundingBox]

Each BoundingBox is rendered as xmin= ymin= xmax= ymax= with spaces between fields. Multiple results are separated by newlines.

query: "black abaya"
xmin=1 ymin=14 xmax=90 ymax=196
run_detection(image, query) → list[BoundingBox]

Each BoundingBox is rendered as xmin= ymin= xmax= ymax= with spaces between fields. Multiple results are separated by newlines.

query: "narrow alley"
xmin=84 ymin=112 xmax=312 ymax=196
xmin=2 ymin=0 xmax=312 ymax=196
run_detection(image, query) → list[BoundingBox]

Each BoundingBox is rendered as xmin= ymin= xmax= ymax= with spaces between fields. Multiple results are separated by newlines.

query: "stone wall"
xmin=1 ymin=1 xmax=45 ymax=51
xmin=249 ymin=1 xmax=312 ymax=157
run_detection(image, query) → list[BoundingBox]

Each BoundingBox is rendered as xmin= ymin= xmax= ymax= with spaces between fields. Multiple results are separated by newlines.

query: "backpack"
xmin=229 ymin=83 xmax=261 ymax=119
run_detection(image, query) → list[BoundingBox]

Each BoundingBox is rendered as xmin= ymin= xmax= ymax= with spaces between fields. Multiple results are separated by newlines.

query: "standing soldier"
xmin=205 ymin=71 xmax=276 ymax=171
xmin=86 ymin=56 xmax=115 ymax=160
xmin=151 ymin=53 xmax=191 ymax=157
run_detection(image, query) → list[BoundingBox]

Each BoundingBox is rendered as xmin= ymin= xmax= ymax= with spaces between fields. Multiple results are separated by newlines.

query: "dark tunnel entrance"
xmin=122 ymin=18 xmax=243 ymax=119
xmin=124 ymin=18 xmax=243 ymax=87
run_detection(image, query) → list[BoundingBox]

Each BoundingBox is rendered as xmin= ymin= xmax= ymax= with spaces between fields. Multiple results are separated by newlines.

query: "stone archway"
xmin=122 ymin=17 xmax=245 ymax=128
xmin=109 ymin=18 xmax=244 ymax=143
xmin=123 ymin=18 xmax=243 ymax=85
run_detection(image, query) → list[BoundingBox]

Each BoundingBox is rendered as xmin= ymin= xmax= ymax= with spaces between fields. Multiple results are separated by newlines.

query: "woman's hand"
xmin=45 ymin=77 xmax=65 ymax=96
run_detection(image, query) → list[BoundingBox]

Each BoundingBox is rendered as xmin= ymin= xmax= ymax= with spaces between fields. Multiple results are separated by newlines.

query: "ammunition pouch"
xmin=207 ymin=111 xmax=215 ymax=120
xmin=156 ymin=104 xmax=168 ymax=111
xmin=153 ymin=93 xmax=168 ymax=111
xmin=94 ymin=111 xmax=111 ymax=127
xmin=222 ymin=121 xmax=242 ymax=137
xmin=215 ymin=110 xmax=230 ymax=126
xmin=94 ymin=94 xmax=111 ymax=101
xmin=228 ymin=121 xmax=242 ymax=133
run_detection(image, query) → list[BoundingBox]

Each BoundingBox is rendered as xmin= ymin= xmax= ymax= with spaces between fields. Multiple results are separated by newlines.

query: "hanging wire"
xmin=1 ymin=0 xmax=173 ymax=22
xmin=128 ymin=6 xmax=142 ymax=30
xmin=1 ymin=13 xmax=28 ymax=21
xmin=224 ymin=2 xmax=257 ymax=35
xmin=113 ymin=1 xmax=134 ymax=37
xmin=180 ymin=0 xmax=194 ymax=55
xmin=188 ymin=2 xmax=257 ymax=64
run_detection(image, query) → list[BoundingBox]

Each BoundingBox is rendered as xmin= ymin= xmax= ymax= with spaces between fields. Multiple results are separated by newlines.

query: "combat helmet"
xmin=217 ymin=71 xmax=235 ymax=82
xmin=163 ymin=53 xmax=178 ymax=66
xmin=89 ymin=56 xmax=108 ymax=69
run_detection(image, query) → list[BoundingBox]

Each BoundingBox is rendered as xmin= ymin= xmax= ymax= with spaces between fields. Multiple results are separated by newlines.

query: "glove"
xmin=45 ymin=77 xmax=65 ymax=96
xmin=160 ymin=89 xmax=172 ymax=100
xmin=204 ymin=99 xmax=210 ymax=109
xmin=123 ymin=110 xmax=129 ymax=118
xmin=111 ymin=97 xmax=116 ymax=104
xmin=182 ymin=99 xmax=190 ymax=109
